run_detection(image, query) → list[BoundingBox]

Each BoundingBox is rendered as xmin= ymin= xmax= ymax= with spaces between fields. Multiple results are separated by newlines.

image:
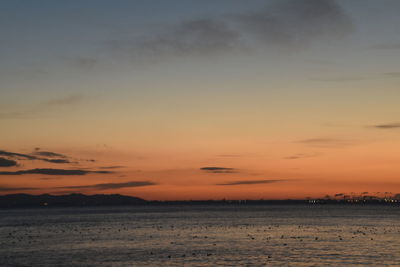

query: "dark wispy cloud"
xmin=0 ymin=94 xmax=84 ymax=120
xmin=0 ymin=150 xmax=37 ymax=160
xmin=217 ymin=179 xmax=286 ymax=186
xmin=0 ymin=186 xmax=38 ymax=192
xmin=33 ymin=150 xmax=71 ymax=163
xmin=383 ymin=72 xmax=400 ymax=78
xmin=306 ymin=71 xmax=398 ymax=83
xmin=134 ymin=18 xmax=240 ymax=57
xmin=58 ymin=181 xmax=156 ymax=190
xmin=0 ymin=150 xmax=71 ymax=164
xmin=0 ymin=158 xmax=18 ymax=167
xmin=371 ymin=43 xmax=400 ymax=50
xmin=284 ymin=153 xmax=317 ymax=160
xmin=0 ymin=111 xmax=35 ymax=120
xmin=33 ymin=151 xmax=67 ymax=158
xmin=200 ymin=167 xmax=237 ymax=173
xmin=70 ymin=57 xmax=98 ymax=70
xmin=44 ymin=94 xmax=84 ymax=106
xmin=234 ymin=0 xmax=353 ymax=48
xmin=371 ymin=122 xmax=400 ymax=129
xmin=310 ymin=76 xmax=371 ymax=82
xmin=42 ymin=159 xmax=71 ymax=164
xmin=40 ymin=177 xmax=61 ymax=180
xmin=104 ymin=0 xmax=353 ymax=62
xmin=99 ymin=166 xmax=125 ymax=170
xmin=298 ymin=138 xmax=354 ymax=148
xmin=0 ymin=181 xmax=156 ymax=193
xmin=0 ymin=168 xmax=111 ymax=176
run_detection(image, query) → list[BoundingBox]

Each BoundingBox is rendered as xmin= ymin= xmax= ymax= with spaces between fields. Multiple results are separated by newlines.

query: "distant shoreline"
xmin=0 ymin=193 xmax=399 ymax=208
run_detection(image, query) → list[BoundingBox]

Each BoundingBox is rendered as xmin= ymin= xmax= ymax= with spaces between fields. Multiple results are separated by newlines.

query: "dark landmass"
xmin=0 ymin=194 xmax=146 ymax=208
xmin=0 ymin=194 xmax=399 ymax=208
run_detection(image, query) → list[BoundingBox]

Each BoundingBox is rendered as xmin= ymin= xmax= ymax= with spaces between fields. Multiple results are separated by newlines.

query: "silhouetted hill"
xmin=0 ymin=193 xmax=146 ymax=208
xmin=1 ymin=194 xmax=398 ymax=208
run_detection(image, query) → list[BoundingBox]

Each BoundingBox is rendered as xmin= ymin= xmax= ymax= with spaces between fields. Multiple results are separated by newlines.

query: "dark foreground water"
xmin=0 ymin=205 xmax=399 ymax=266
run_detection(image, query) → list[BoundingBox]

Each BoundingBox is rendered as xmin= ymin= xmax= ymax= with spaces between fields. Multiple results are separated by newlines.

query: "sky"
xmin=1 ymin=0 xmax=400 ymax=200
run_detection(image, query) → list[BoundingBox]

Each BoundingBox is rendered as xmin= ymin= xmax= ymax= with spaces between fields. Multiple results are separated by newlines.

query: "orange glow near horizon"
xmin=1 ymin=0 xmax=400 ymax=200
xmin=1 ymin=138 xmax=400 ymax=200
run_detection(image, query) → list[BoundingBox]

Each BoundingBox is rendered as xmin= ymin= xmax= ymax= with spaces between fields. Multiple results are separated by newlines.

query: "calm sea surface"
xmin=0 ymin=205 xmax=399 ymax=266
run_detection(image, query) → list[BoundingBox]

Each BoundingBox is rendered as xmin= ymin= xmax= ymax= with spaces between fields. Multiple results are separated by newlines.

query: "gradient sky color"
xmin=1 ymin=0 xmax=400 ymax=200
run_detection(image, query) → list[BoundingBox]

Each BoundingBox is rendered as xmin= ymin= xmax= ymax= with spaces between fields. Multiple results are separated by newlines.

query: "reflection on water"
xmin=1 ymin=205 xmax=399 ymax=266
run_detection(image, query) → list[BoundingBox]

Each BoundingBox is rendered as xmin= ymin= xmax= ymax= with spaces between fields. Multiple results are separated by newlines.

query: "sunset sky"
xmin=1 ymin=0 xmax=400 ymax=200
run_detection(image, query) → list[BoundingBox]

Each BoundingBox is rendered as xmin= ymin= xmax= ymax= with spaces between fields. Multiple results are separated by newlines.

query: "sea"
xmin=0 ymin=205 xmax=399 ymax=266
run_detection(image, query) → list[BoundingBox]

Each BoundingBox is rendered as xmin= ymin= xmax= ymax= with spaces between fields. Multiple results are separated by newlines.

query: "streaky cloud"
xmin=40 ymin=177 xmax=61 ymax=180
xmin=104 ymin=0 xmax=353 ymax=62
xmin=0 ymin=157 xmax=18 ymax=167
xmin=235 ymin=0 xmax=353 ymax=48
xmin=372 ymin=122 xmax=400 ymax=129
xmin=310 ymin=76 xmax=371 ymax=82
xmin=0 ymin=168 xmax=112 ymax=176
xmin=0 ymin=150 xmax=37 ymax=160
xmin=200 ymin=167 xmax=237 ymax=173
xmin=284 ymin=153 xmax=317 ymax=160
xmin=137 ymin=18 xmax=240 ymax=56
xmin=42 ymin=159 xmax=71 ymax=164
xmin=70 ymin=56 xmax=98 ymax=70
xmin=45 ymin=94 xmax=84 ymax=106
xmin=371 ymin=43 xmax=400 ymax=50
xmin=383 ymin=72 xmax=400 ymax=77
xmin=0 ymin=94 xmax=85 ymax=120
xmin=58 ymin=181 xmax=156 ymax=190
xmin=298 ymin=138 xmax=354 ymax=147
xmin=0 ymin=110 xmax=36 ymax=120
xmin=0 ymin=150 xmax=72 ymax=164
xmin=0 ymin=186 xmax=38 ymax=192
xmin=33 ymin=151 xmax=67 ymax=158
xmin=99 ymin=166 xmax=126 ymax=170
xmin=217 ymin=179 xmax=286 ymax=186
